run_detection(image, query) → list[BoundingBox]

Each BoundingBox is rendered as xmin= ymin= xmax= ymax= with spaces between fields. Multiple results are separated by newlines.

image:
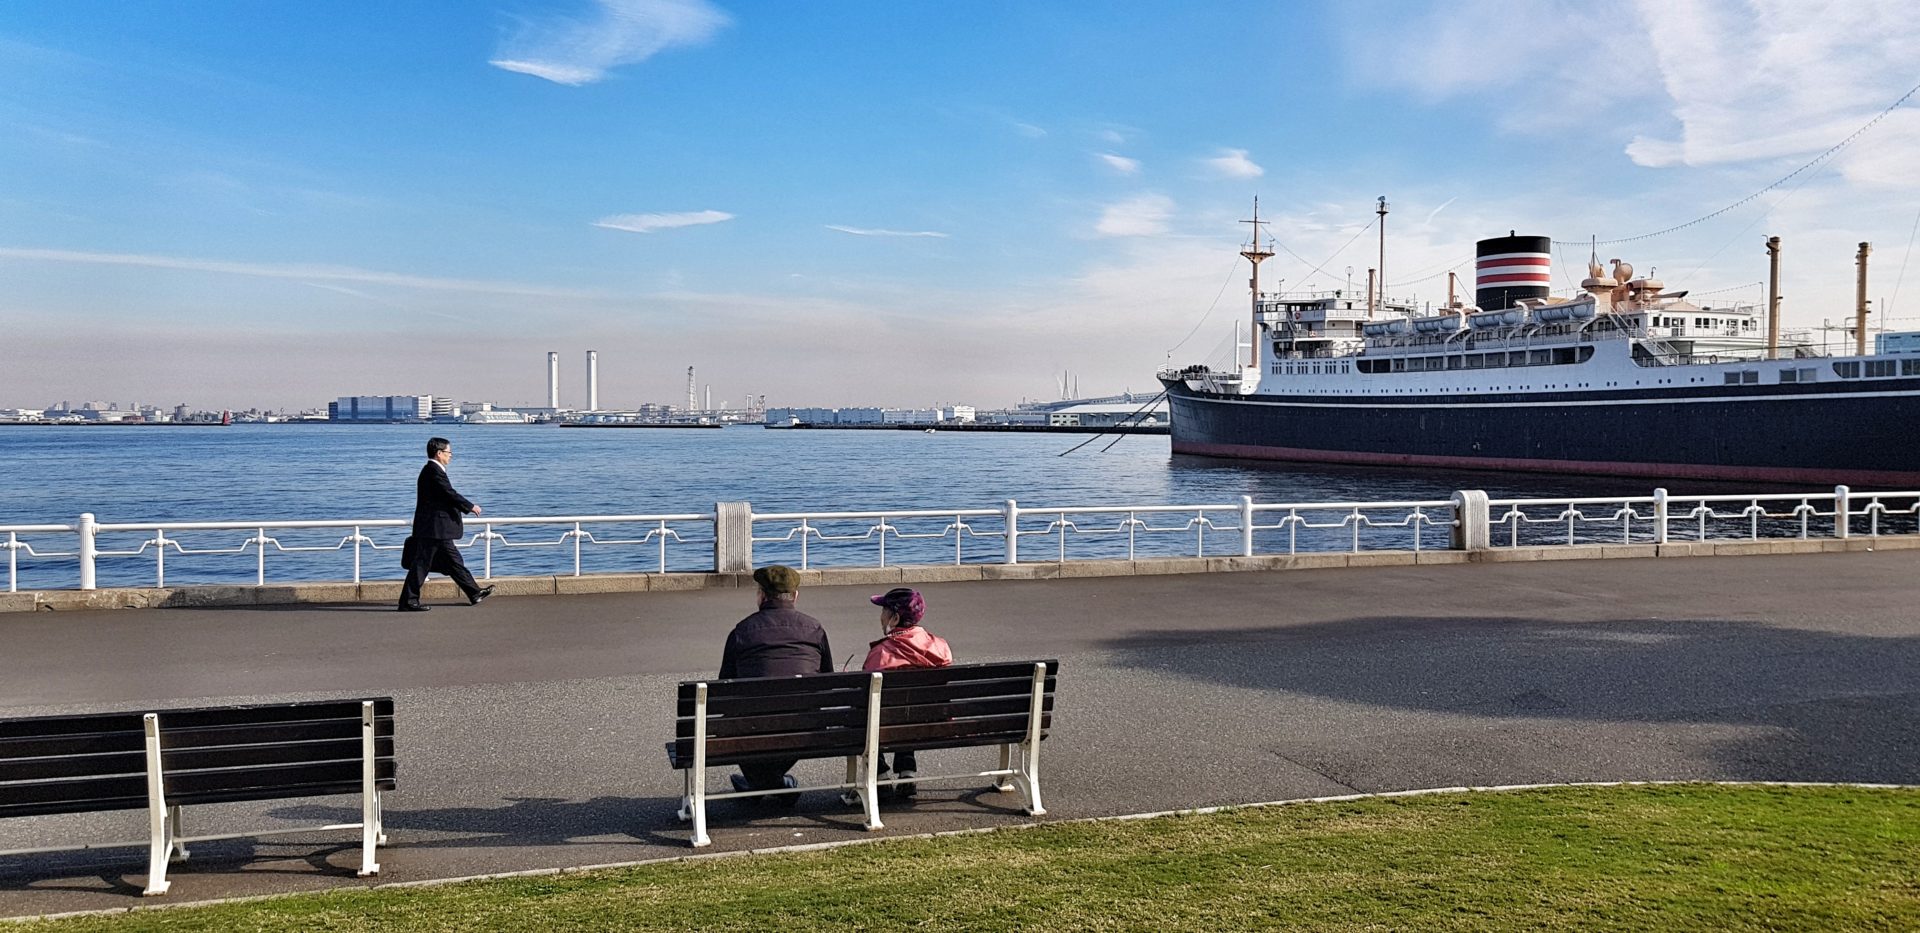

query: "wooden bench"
xmin=666 ymin=660 xmax=1056 ymax=847
xmin=0 ymin=698 xmax=396 ymax=895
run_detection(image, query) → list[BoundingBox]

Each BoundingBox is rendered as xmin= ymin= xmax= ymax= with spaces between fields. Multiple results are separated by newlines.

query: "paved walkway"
xmin=2 ymin=552 xmax=1917 ymax=917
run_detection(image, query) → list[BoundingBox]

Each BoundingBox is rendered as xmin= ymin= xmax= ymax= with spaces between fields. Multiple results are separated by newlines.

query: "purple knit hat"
xmin=869 ymin=587 xmax=924 ymax=625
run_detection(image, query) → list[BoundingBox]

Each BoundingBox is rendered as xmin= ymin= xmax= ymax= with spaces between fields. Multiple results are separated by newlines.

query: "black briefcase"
xmin=400 ymin=535 xmax=417 ymax=569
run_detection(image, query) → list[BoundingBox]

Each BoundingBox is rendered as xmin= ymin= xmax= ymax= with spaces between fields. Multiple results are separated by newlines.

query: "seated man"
xmin=718 ymin=564 xmax=833 ymax=799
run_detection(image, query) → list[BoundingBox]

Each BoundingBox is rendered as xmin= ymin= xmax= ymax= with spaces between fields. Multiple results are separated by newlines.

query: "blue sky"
xmin=3 ymin=0 xmax=1918 ymax=410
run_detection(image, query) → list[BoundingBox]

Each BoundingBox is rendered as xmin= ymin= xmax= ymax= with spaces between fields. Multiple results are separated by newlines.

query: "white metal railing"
xmin=747 ymin=497 xmax=1454 ymax=570
xmin=749 ymin=508 xmax=1006 ymax=570
xmin=1488 ymin=486 xmax=1920 ymax=547
xmin=2 ymin=513 xmax=711 ymax=592
xmin=4 ymin=486 xmax=1917 ymax=592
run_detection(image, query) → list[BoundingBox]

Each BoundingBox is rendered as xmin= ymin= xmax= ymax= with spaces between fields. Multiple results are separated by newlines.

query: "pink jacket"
xmin=862 ymin=624 xmax=953 ymax=672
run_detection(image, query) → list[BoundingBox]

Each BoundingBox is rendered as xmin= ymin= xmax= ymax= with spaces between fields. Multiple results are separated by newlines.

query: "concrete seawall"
xmin=5 ymin=535 xmax=1914 ymax=613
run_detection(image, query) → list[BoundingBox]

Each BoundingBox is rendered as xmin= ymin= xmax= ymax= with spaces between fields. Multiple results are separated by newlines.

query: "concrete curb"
xmin=5 ymin=535 xmax=1917 ymax=612
xmin=10 ymin=779 xmax=1915 ymax=923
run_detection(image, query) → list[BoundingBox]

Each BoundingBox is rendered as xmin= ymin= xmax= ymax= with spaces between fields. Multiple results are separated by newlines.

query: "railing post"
xmin=1450 ymin=491 xmax=1489 ymax=551
xmin=1003 ymin=500 xmax=1019 ymax=565
xmin=713 ymin=502 xmax=753 ymax=573
xmin=78 ymin=513 xmax=97 ymax=591
xmin=352 ymin=525 xmax=363 ymax=584
xmin=1834 ymin=485 xmax=1850 ymax=539
xmin=256 ymin=526 xmax=267 ymax=585
xmin=1652 ymin=488 xmax=1669 ymax=545
xmin=154 ymin=529 xmax=166 ymax=587
xmin=482 ymin=522 xmax=492 ymax=580
xmin=1240 ymin=496 xmax=1255 ymax=557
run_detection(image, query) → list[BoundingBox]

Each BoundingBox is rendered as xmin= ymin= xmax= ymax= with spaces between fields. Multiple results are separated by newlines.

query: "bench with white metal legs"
xmin=667 ymin=660 xmax=1057 ymax=847
xmin=0 ymin=698 xmax=396 ymax=895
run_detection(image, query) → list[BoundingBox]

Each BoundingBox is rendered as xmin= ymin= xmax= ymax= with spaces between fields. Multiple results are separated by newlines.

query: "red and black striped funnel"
xmin=1476 ymin=234 xmax=1551 ymax=310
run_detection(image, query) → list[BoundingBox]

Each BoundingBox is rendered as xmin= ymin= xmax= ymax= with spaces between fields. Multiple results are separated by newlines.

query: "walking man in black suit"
xmin=398 ymin=437 xmax=494 ymax=612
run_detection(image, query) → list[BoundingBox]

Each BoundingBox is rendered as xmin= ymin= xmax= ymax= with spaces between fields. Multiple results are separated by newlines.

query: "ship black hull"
xmin=1161 ymin=378 xmax=1920 ymax=487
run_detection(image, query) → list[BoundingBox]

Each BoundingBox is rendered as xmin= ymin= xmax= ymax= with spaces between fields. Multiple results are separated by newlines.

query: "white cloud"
xmin=1337 ymin=0 xmax=1657 ymax=133
xmin=1095 ymin=194 xmax=1174 ymax=237
xmin=1097 ymin=153 xmax=1141 ymax=175
xmin=1342 ymin=0 xmax=1920 ymax=178
xmin=1622 ymin=0 xmax=1920 ymax=179
xmin=593 ymin=210 xmax=733 ymax=233
xmin=0 ymin=247 xmax=597 ymax=298
xmin=826 ymin=225 xmax=949 ymax=238
xmin=490 ymin=0 xmax=730 ymax=86
xmin=1202 ymin=148 xmax=1263 ymax=179
xmin=1013 ymin=122 xmax=1048 ymax=138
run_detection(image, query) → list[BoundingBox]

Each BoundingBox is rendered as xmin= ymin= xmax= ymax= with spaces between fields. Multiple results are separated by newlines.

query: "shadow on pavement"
xmin=1098 ymin=615 xmax=1920 ymax=784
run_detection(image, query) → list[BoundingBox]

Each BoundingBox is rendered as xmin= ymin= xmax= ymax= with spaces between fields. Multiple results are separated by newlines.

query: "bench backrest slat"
xmin=0 ymin=698 xmax=397 ymax=819
xmin=669 ymin=660 xmax=1055 ymax=768
xmin=877 ymin=712 xmax=1052 ymax=747
xmin=0 ymin=713 xmax=147 ymax=740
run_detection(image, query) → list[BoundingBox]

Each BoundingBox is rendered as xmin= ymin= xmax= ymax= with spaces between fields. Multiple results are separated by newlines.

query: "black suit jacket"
xmin=412 ymin=461 xmax=475 ymax=540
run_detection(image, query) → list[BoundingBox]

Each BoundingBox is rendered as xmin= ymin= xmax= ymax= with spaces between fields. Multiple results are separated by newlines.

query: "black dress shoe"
xmin=468 ymin=585 xmax=495 ymax=606
xmin=397 ymin=604 xmax=431 ymax=612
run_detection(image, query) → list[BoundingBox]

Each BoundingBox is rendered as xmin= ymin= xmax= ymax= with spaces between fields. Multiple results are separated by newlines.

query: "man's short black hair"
xmin=427 ymin=437 xmax=451 ymax=457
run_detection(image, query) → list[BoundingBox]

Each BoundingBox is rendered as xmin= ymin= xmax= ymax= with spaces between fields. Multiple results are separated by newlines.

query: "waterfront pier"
xmin=1 ymin=550 xmax=1915 ymax=916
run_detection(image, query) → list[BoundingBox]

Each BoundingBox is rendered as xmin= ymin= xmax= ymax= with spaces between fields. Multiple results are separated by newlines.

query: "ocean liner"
xmin=1158 ymin=204 xmax=1920 ymax=486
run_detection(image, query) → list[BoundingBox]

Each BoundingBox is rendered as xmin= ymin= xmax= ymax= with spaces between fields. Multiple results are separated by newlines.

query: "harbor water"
xmin=0 ymin=424 xmax=1770 ymax=588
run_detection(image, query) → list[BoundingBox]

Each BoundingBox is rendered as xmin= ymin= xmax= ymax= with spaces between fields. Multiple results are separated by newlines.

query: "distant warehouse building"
xmin=881 ymin=408 xmax=940 ymax=425
xmin=329 ymin=395 xmax=432 ymax=422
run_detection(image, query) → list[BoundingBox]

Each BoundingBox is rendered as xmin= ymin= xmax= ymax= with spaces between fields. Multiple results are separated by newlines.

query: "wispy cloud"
xmin=593 ymin=210 xmax=734 ymax=233
xmin=826 ymin=225 xmax=949 ymax=238
xmin=490 ymin=0 xmax=730 ymax=86
xmin=1202 ymin=148 xmax=1264 ymax=179
xmin=0 ymin=247 xmax=598 ymax=298
xmin=1095 ymin=194 xmax=1174 ymax=237
xmin=1097 ymin=153 xmax=1141 ymax=175
xmin=1423 ymin=196 xmax=1458 ymax=224
xmin=1621 ymin=0 xmax=1920 ymax=180
xmin=1013 ymin=121 xmax=1048 ymax=138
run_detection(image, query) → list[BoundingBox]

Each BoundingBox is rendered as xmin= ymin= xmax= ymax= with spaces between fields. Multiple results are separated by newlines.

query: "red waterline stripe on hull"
xmin=1171 ymin=440 xmax=1920 ymax=487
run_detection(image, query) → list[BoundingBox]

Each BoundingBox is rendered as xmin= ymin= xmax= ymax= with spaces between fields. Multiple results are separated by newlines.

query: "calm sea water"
xmin=0 ymin=424 xmax=1700 ymax=588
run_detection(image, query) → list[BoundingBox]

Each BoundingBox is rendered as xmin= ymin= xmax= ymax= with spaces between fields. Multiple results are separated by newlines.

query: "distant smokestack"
xmin=547 ymin=352 xmax=559 ymax=409
xmin=704 ymin=384 xmax=711 ymax=412
xmin=586 ymin=350 xmax=599 ymax=411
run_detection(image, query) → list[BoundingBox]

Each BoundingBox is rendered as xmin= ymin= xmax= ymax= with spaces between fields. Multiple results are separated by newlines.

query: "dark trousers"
xmin=879 ymin=751 xmax=917 ymax=776
xmin=400 ymin=537 xmax=480 ymax=606
xmin=738 ymin=758 xmax=799 ymax=791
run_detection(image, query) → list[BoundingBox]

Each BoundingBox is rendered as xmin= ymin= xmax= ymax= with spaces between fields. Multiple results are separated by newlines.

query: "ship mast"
xmin=1239 ymin=198 xmax=1275 ymax=369
xmin=1856 ymin=241 xmax=1872 ymax=356
xmin=1374 ymin=196 xmax=1389 ymax=320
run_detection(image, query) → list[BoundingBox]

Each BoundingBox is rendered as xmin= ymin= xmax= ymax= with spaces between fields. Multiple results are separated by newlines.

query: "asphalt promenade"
xmin=2 ymin=551 xmax=1917 ymax=917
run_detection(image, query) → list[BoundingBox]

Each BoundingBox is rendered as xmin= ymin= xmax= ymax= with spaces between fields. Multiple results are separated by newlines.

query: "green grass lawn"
xmin=23 ymin=785 xmax=1920 ymax=932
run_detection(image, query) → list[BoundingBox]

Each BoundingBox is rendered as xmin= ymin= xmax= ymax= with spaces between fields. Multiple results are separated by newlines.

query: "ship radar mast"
xmin=1374 ymin=196 xmax=1388 ymax=320
xmin=1239 ymin=198 xmax=1275 ymax=368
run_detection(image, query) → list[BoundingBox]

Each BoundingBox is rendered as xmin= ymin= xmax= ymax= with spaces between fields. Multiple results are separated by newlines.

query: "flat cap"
xmin=752 ymin=564 xmax=801 ymax=595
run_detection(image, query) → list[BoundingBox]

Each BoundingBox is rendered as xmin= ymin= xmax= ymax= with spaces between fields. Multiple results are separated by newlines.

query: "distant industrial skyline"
xmin=4 ymin=1 xmax=1919 ymax=409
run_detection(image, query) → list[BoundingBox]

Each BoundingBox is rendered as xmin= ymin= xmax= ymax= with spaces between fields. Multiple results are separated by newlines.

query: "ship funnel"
xmin=1475 ymin=234 xmax=1552 ymax=311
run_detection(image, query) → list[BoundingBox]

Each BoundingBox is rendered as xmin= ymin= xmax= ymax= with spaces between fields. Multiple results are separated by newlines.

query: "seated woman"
xmin=860 ymin=588 xmax=952 ymax=798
